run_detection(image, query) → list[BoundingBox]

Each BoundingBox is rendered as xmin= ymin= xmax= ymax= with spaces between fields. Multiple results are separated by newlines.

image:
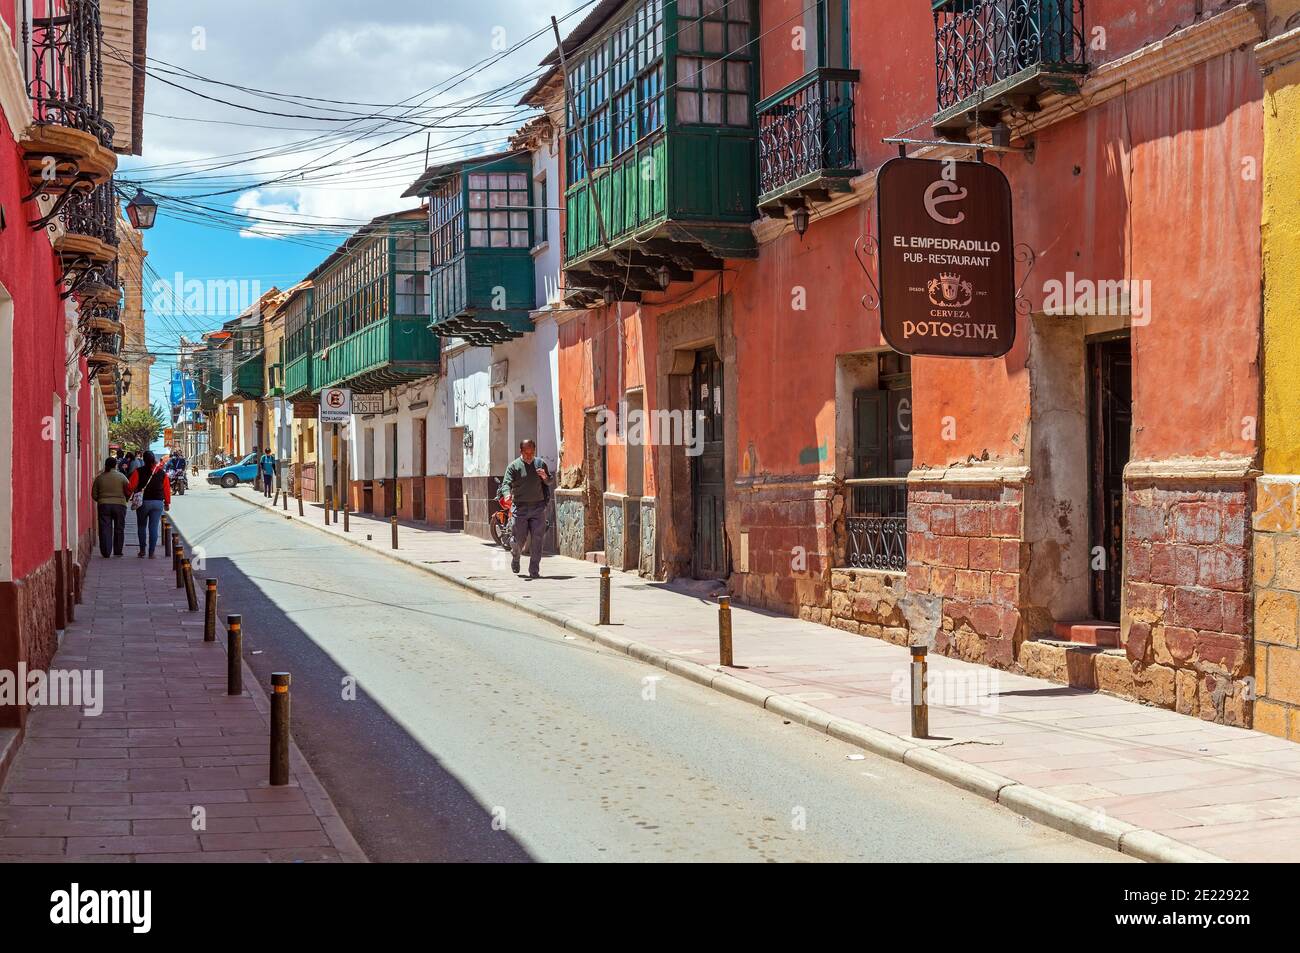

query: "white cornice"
xmin=1256 ymin=25 xmax=1300 ymax=75
xmin=754 ymin=2 xmax=1266 ymax=246
xmin=0 ymin=19 xmax=32 ymax=141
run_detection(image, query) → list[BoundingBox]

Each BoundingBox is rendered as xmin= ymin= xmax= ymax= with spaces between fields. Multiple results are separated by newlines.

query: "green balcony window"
xmin=559 ymin=0 xmax=758 ymax=304
xmin=408 ymin=151 xmax=536 ymax=347
xmin=310 ymin=213 xmax=440 ymax=394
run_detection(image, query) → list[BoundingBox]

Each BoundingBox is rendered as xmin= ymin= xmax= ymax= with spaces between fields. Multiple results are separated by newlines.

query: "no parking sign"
xmin=319 ymin=387 xmax=351 ymax=424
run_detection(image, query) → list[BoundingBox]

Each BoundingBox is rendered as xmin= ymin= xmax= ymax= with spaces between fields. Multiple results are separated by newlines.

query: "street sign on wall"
xmin=876 ymin=157 xmax=1016 ymax=358
xmin=319 ymin=387 xmax=351 ymax=424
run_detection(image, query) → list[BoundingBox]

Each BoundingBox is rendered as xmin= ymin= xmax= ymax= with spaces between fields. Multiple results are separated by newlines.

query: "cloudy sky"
xmin=129 ymin=0 xmax=590 ymax=414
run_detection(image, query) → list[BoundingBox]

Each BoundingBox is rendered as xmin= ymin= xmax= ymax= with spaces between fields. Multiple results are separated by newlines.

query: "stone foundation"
xmin=0 ymin=556 xmax=59 ymax=728
xmin=555 ymin=488 xmax=585 ymax=559
xmin=1251 ymin=476 xmax=1300 ymax=740
xmin=907 ymin=477 xmax=1027 ymax=669
xmin=1122 ymin=476 xmax=1253 ymax=726
xmin=827 ymin=568 xmax=909 ymax=645
xmin=734 ymin=476 xmax=833 ymax=618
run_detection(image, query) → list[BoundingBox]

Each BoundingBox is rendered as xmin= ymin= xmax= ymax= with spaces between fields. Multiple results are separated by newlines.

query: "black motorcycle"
xmin=168 ymin=468 xmax=187 ymax=496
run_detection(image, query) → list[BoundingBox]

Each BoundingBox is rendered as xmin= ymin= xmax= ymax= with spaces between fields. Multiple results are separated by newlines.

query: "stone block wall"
xmin=906 ymin=480 xmax=1027 ymax=669
xmin=1123 ymin=479 xmax=1252 ymax=726
xmin=827 ymin=568 xmax=909 ymax=645
xmin=1252 ymin=476 xmax=1300 ymax=740
xmin=733 ymin=477 xmax=832 ymax=619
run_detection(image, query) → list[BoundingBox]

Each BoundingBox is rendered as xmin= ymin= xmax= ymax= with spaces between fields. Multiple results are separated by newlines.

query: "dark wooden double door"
xmin=691 ymin=348 xmax=726 ymax=579
xmin=1089 ymin=337 xmax=1132 ymax=622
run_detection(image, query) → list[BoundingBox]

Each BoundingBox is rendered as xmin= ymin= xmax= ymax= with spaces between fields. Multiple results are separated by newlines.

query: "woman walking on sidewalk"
xmin=92 ymin=456 xmax=129 ymax=557
xmin=127 ymin=450 xmax=170 ymax=558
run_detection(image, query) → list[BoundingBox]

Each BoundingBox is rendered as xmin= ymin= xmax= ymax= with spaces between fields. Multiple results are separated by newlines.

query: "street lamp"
xmin=121 ymin=366 xmax=133 ymax=394
xmin=792 ymin=205 xmax=810 ymax=238
xmin=125 ymin=189 xmax=158 ymax=230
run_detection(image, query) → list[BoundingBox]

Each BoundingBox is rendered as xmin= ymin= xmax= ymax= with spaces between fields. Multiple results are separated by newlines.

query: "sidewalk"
xmin=0 ymin=524 xmax=366 ymax=862
xmin=236 ymin=484 xmax=1300 ymax=862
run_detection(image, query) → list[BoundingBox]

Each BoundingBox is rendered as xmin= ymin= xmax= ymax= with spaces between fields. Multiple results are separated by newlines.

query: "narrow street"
xmin=170 ymin=483 xmax=1121 ymax=862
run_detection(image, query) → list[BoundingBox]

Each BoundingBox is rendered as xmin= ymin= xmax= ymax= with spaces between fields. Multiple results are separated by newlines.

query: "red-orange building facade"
xmin=549 ymin=0 xmax=1267 ymax=724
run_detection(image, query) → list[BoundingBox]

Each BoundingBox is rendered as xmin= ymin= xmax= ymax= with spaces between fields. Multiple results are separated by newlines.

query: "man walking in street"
xmin=92 ymin=456 xmax=129 ymax=557
xmin=499 ymin=439 xmax=551 ymax=578
xmin=259 ymin=448 xmax=276 ymax=497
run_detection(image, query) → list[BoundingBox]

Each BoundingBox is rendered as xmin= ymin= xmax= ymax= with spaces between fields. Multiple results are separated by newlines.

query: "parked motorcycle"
xmin=490 ymin=492 xmax=553 ymax=550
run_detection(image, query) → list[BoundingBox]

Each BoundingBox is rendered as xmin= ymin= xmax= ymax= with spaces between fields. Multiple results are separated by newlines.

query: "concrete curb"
xmin=171 ymin=514 xmax=369 ymax=864
xmin=225 ymin=488 xmax=1225 ymax=864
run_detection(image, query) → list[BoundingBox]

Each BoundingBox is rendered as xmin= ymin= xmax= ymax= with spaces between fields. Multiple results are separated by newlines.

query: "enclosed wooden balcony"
xmin=310 ymin=213 xmax=440 ymax=394
xmin=556 ymin=0 xmax=758 ymax=304
xmin=932 ymin=0 xmax=1088 ymax=135
xmin=756 ymin=68 xmax=860 ymax=217
xmin=281 ymin=284 xmax=315 ymax=401
xmin=406 ymin=152 xmax=537 ymax=347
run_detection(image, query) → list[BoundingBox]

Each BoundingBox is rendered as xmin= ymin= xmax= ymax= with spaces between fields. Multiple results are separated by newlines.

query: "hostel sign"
xmin=876 ymin=157 xmax=1016 ymax=358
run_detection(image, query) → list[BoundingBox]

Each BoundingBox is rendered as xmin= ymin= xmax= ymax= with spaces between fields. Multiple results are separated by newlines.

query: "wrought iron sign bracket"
xmin=882 ymin=136 xmax=1035 ymax=164
xmin=1013 ymin=243 xmax=1037 ymax=317
xmin=853 ymin=234 xmax=881 ymax=312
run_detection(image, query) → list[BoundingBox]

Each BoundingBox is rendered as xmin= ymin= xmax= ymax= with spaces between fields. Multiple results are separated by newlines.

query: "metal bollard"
xmin=718 ymin=596 xmax=733 ymax=667
xmin=204 ymin=579 xmax=218 ymax=642
xmin=172 ymin=539 xmax=181 ymax=572
xmin=182 ymin=559 xmax=198 ymax=611
xmin=910 ymin=645 xmax=929 ymax=738
xmin=598 ymin=566 xmax=610 ymax=625
xmin=281 ymin=486 xmax=288 ymax=511
xmin=391 ymin=516 xmax=399 ymax=550
xmin=343 ymin=500 xmax=349 ymax=532
xmin=226 ymin=615 xmax=242 ymax=696
xmin=161 ymin=517 xmax=170 ymax=551
xmin=297 ymin=490 xmax=304 ymax=517
xmin=270 ymin=672 xmax=291 ymax=786
xmin=324 ymin=486 xmax=332 ymax=525
xmin=175 ymin=546 xmax=184 ymax=589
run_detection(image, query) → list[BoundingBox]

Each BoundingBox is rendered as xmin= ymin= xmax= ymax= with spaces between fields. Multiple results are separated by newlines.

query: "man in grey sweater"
xmin=499 ymin=439 xmax=551 ymax=578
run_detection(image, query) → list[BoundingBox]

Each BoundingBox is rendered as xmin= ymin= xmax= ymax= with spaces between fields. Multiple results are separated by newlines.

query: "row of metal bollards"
xmin=590 ymin=563 xmax=929 ymax=739
xmin=161 ymin=515 xmax=294 ymax=785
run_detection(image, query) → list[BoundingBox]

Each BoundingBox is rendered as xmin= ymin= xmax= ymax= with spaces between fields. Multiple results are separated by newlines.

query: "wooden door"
xmin=690 ymin=348 xmax=726 ymax=579
xmin=1089 ymin=337 xmax=1131 ymax=622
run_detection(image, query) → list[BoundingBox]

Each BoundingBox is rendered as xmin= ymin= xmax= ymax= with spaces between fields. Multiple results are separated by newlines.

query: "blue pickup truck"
xmin=207 ymin=453 xmax=261 ymax=488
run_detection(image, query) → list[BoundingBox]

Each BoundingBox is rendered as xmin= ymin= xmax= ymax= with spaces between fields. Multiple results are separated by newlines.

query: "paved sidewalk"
xmin=235 ymin=484 xmax=1300 ymax=862
xmin=0 ymin=525 xmax=366 ymax=862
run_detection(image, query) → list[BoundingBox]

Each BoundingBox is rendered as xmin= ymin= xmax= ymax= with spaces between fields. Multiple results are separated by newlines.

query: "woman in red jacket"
xmin=127 ymin=450 xmax=171 ymax=557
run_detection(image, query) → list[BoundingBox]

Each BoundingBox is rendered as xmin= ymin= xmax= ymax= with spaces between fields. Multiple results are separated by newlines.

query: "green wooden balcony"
xmin=556 ymin=0 xmax=759 ymax=305
xmin=406 ymin=151 xmax=537 ymax=347
xmin=312 ymin=315 xmax=440 ymax=394
xmin=284 ymin=353 xmax=313 ymax=401
xmin=223 ymin=352 xmax=263 ymax=400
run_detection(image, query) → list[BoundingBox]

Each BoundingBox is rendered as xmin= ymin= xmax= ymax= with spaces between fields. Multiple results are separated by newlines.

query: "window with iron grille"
xmin=845 ymin=354 xmax=912 ymax=571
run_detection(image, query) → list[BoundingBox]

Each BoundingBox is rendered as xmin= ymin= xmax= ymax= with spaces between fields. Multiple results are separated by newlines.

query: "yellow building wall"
xmin=1262 ymin=55 xmax=1300 ymax=473
xmin=1254 ymin=18 xmax=1300 ymax=741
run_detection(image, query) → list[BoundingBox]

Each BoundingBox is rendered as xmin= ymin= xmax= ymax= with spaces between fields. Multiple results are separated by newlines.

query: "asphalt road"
xmin=170 ymin=481 xmax=1127 ymax=863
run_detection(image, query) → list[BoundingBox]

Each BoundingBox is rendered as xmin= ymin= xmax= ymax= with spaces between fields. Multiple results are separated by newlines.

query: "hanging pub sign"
xmin=876 ymin=157 xmax=1016 ymax=358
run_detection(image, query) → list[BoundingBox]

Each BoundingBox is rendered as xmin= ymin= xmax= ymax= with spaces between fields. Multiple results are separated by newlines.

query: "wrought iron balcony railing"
xmin=61 ymin=180 xmax=119 ymax=247
xmin=933 ymin=0 xmax=1086 ymax=117
xmin=844 ymin=478 xmax=908 ymax=572
xmin=82 ymin=326 xmax=122 ymax=362
xmin=757 ymin=68 xmax=860 ymax=203
xmin=23 ymin=0 xmax=114 ymax=147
